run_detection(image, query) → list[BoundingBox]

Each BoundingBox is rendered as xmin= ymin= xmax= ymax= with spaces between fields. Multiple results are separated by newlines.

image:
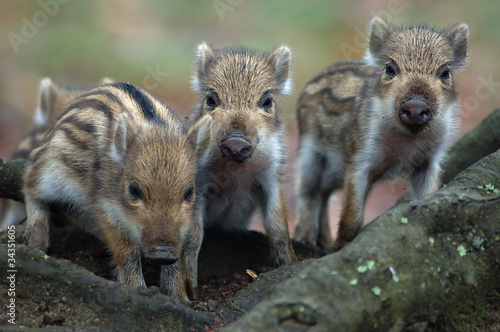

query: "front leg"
xmin=160 ymin=207 xmax=203 ymax=303
xmin=180 ymin=221 xmax=203 ymax=301
xmin=160 ymin=262 xmax=187 ymax=303
xmin=180 ymin=209 xmax=204 ymax=301
xmin=317 ymin=192 xmax=334 ymax=249
xmin=260 ymin=181 xmax=297 ymax=266
xmin=294 ymin=190 xmax=330 ymax=248
xmin=24 ymin=197 xmax=50 ymax=251
xmin=411 ymin=158 xmax=442 ymax=199
xmin=333 ymin=165 xmax=370 ymax=251
xmin=293 ymin=142 xmax=327 ymax=248
xmin=99 ymin=219 xmax=145 ymax=287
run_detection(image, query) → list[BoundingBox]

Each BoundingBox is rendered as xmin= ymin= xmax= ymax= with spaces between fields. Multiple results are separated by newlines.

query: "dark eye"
xmin=439 ymin=68 xmax=451 ymax=80
xmin=205 ymin=91 xmax=219 ymax=108
xmin=260 ymin=92 xmax=273 ymax=110
xmin=183 ymin=187 xmax=194 ymax=202
xmin=261 ymin=97 xmax=273 ymax=109
xmin=384 ymin=62 xmax=397 ymax=78
xmin=128 ymin=182 xmax=144 ymax=201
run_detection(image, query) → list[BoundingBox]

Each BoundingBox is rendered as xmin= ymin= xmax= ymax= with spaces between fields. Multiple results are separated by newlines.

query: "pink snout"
xmin=398 ymin=100 xmax=432 ymax=127
xmin=220 ymin=132 xmax=254 ymax=162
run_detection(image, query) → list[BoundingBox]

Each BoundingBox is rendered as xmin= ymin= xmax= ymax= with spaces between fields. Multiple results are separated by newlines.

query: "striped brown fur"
xmin=187 ymin=43 xmax=297 ymax=266
xmin=23 ymin=82 xmax=212 ymax=303
xmin=1 ymin=78 xmax=112 ymax=229
xmin=293 ymin=17 xmax=469 ymax=250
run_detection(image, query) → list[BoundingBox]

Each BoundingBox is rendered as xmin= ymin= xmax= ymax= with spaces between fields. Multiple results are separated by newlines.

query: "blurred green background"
xmin=1 ymin=0 xmax=499 ymax=230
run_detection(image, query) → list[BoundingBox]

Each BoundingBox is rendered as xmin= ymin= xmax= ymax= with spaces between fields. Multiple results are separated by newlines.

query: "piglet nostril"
xmin=401 ymin=109 xmax=411 ymax=119
xmin=222 ymin=146 xmax=233 ymax=156
xmin=419 ymin=109 xmax=431 ymax=123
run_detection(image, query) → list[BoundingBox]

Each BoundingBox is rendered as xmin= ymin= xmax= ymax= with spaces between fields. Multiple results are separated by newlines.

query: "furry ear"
xmin=99 ymin=77 xmax=114 ymax=85
xmin=186 ymin=114 xmax=213 ymax=157
xmin=447 ymin=23 xmax=469 ymax=71
xmin=270 ymin=45 xmax=293 ymax=95
xmin=35 ymin=77 xmax=59 ymax=125
xmin=364 ymin=16 xmax=390 ymax=67
xmin=109 ymin=113 xmax=128 ymax=164
xmin=191 ymin=42 xmax=216 ymax=92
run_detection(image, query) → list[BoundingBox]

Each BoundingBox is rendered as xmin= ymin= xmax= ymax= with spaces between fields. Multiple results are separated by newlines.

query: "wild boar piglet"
xmin=294 ymin=17 xmax=469 ymax=249
xmin=23 ymin=82 xmax=211 ymax=302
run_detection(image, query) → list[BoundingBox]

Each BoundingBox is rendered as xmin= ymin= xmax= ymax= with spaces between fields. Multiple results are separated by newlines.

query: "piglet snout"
xmin=220 ymin=132 xmax=254 ymax=162
xmin=398 ymin=100 xmax=432 ymax=127
xmin=145 ymin=245 xmax=179 ymax=265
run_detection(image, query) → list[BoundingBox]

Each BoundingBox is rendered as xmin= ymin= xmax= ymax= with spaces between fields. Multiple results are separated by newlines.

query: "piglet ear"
xmin=192 ymin=42 xmax=216 ymax=92
xmin=35 ymin=77 xmax=59 ymax=125
xmin=99 ymin=77 xmax=114 ymax=85
xmin=365 ymin=16 xmax=390 ymax=67
xmin=186 ymin=114 xmax=213 ymax=157
xmin=109 ymin=113 xmax=127 ymax=164
xmin=447 ymin=23 xmax=469 ymax=71
xmin=270 ymin=45 xmax=293 ymax=95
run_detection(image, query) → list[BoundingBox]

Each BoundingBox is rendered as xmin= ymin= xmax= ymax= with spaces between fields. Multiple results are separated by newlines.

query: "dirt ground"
xmin=1 ymin=220 xmax=498 ymax=331
xmin=0 ymin=221 xmax=327 ymax=329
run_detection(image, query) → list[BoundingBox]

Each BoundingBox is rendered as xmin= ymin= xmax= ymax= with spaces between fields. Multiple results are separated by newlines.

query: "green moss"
xmin=478 ymin=183 xmax=500 ymax=195
xmin=472 ymin=237 xmax=485 ymax=249
xmin=457 ymin=245 xmax=467 ymax=257
xmin=357 ymin=265 xmax=368 ymax=273
xmin=371 ymin=287 xmax=382 ymax=296
xmin=367 ymin=260 xmax=375 ymax=270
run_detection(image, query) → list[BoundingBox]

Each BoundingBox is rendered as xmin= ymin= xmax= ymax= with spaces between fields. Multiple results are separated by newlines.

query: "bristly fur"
xmin=294 ymin=17 xmax=469 ymax=250
xmin=22 ymin=82 xmax=212 ymax=303
xmin=187 ymin=42 xmax=297 ymax=266
xmin=1 ymin=78 xmax=113 ymax=230
xmin=191 ymin=42 xmax=293 ymax=95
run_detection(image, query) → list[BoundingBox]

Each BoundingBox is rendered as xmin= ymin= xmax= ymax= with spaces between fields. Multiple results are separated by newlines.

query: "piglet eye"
xmin=183 ymin=187 xmax=195 ymax=202
xmin=128 ymin=182 xmax=144 ymax=201
xmin=260 ymin=92 xmax=273 ymax=110
xmin=261 ymin=97 xmax=273 ymax=109
xmin=206 ymin=91 xmax=220 ymax=108
xmin=384 ymin=62 xmax=397 ymax=78
xmin=439 ymin=68 xmax=451 ymax=80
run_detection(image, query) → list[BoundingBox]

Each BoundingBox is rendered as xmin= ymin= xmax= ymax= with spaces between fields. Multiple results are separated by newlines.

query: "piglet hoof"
xmin=23 ymin=228 xmax=49 ymax=252
xmin=292 ymin=236 xmax=318 ymax=250
xmin=292 ymin=231 xmax=317 ymax=248
xmin=174 ymin=292 xmax=190 ymax=304
xmin=332 ymin=238 xmax=348 ymax=252
xmin=161 ymin=282 xmax=189 ymax=304
xmin=317 ymin=237 xmax=334 ymax=251
xmin=187 ymin=286 xmax=197 ymax=300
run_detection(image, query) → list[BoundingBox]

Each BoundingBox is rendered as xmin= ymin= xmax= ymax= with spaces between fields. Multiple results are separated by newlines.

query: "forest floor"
xmin=0 ymin=221 xmax=498 ymax=331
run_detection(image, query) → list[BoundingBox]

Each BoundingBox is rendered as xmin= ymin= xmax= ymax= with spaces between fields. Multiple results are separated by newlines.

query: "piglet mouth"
xmin=219 ymin=132 xmax=254 ymax=162
xmin=144 ymin=245 xmax=179 ymax=265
